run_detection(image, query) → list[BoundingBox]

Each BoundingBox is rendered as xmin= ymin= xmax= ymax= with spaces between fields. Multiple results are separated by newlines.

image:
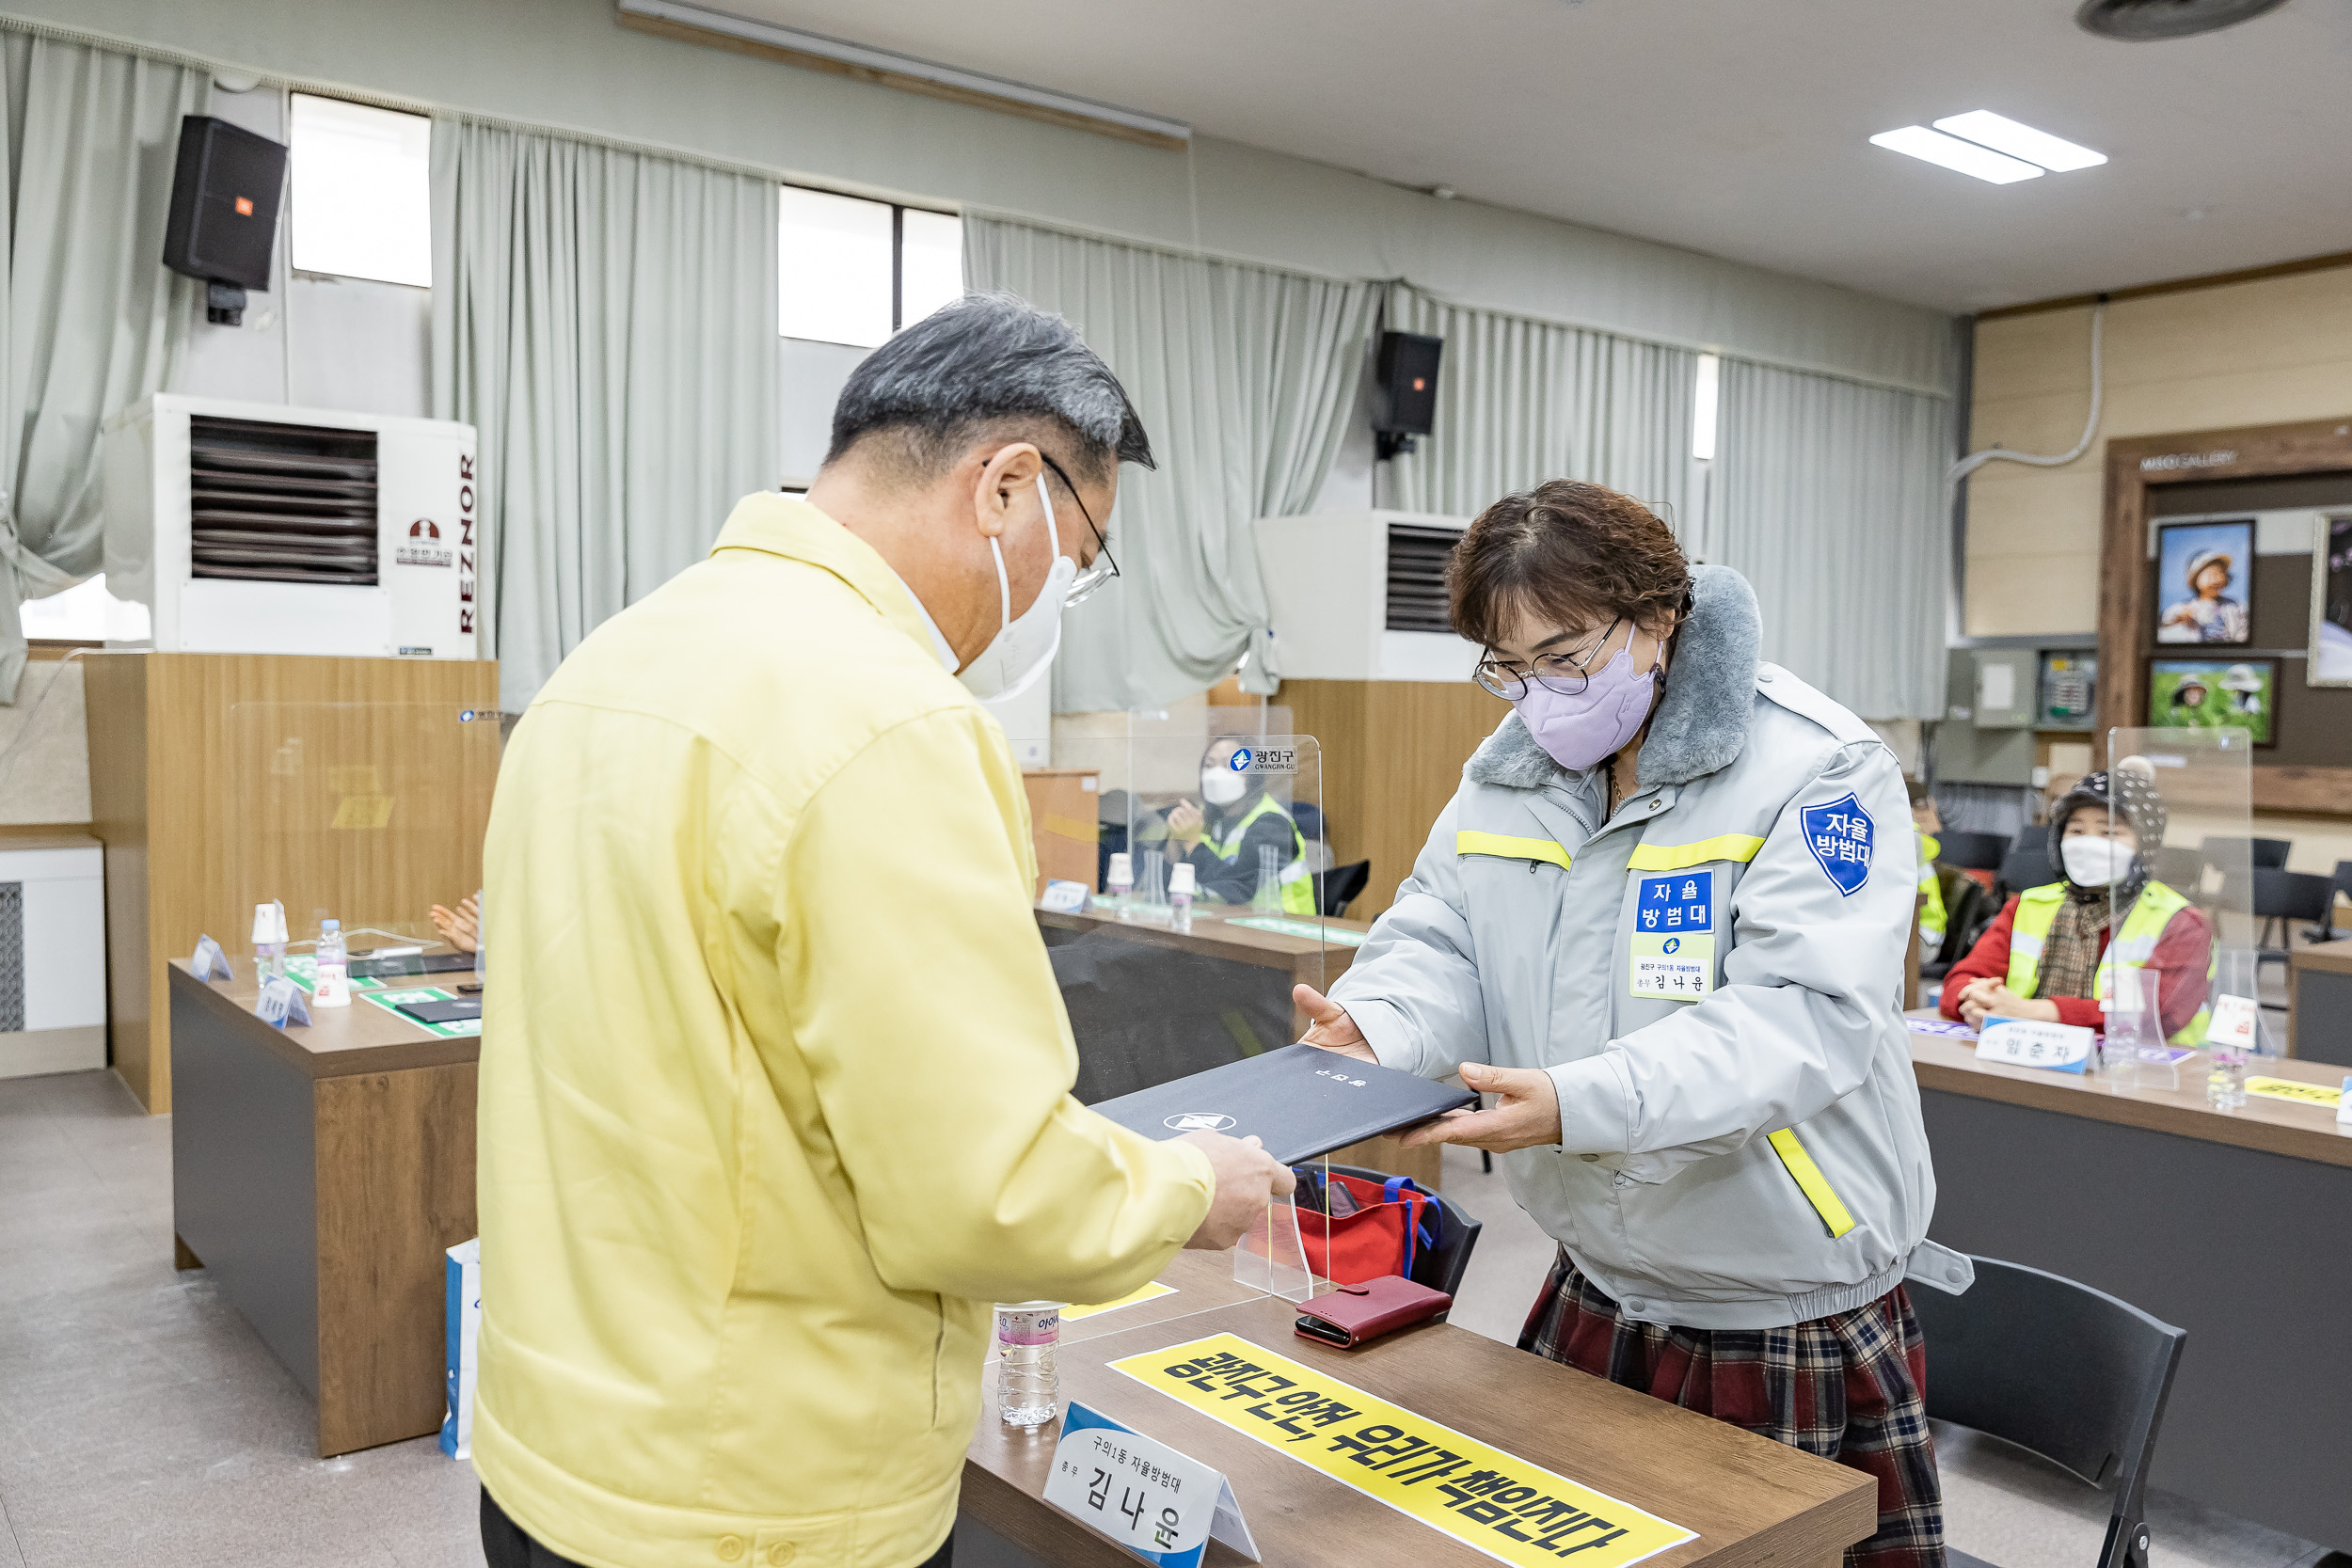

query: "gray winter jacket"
xmin=1331 ymin=565 xmax=1968 ymax=1329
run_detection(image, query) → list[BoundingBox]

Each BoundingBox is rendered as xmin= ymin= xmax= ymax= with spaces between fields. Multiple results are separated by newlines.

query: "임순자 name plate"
xmin=1111 ymin=1332 xmax=1694 ymax=1568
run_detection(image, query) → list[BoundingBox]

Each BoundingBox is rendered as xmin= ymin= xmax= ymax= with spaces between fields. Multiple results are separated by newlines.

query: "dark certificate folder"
xmin=1089 ymin=1044 xmax=1475 ymax=1166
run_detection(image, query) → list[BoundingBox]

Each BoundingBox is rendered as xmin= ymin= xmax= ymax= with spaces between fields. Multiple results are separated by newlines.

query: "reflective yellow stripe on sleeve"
xmin=1454 ymin=831 xmax=1572 ymax=871
xmin=1626 ymin=833 xmax=1767 ymax=872
xmin=1765 ymin=1128 xmax=1857 ymax=1239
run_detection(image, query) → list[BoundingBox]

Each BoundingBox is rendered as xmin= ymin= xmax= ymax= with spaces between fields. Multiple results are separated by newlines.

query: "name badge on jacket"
xmin=1630 ymin=873 xmax=1715 ymax=1000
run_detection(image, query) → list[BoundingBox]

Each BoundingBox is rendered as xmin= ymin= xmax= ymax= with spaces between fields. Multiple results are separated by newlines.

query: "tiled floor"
xmin=0 ymin=1069 xmax=2337 ymax=1568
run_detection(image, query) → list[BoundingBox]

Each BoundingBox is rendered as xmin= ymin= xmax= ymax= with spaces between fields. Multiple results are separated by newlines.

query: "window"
xmin=779 ymin=185 xmax=962 ymax=348
xmin=290 ymin=94 xmax=432 ymax=288
xmin=17 ymin=575 xmax=151 ymax=643
xmin=1692 ymin=354 xmax=1721 ymax=463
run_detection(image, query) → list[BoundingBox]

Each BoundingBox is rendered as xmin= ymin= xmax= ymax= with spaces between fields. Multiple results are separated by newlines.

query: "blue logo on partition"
xmin=1801 ymin=793 xmax=1873 ymax=896
xmin=1229 ymin=749 xmax=1251 ymax=771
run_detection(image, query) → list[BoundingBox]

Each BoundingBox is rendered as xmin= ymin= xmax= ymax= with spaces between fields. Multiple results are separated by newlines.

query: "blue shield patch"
xmin=1800 ymin=792 xmax=1874 ymax=896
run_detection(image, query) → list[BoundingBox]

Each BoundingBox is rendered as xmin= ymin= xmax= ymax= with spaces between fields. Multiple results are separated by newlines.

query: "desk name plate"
xmin=1042 ymin=1401 xmax=1256 ymax=1568
xmin=1111 ymin=1332 xmax=1693 ymax=1568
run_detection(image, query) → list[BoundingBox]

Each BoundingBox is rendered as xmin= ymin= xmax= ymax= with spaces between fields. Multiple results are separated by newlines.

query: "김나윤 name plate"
xmin=1042 ymin=1402 xmax=1256 ymax=1568
xmin=1111 ymin=1332 xmax=1694 ymax=1568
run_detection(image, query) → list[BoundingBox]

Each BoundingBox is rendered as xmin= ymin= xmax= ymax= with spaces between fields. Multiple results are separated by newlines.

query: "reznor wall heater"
xmin=1252 ymin=511 xmax=1481 ymax=682
xmin=103 ymin=394 xmax=480 ymax=658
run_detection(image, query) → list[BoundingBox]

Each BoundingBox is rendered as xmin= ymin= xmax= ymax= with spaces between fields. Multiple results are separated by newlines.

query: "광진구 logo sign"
xmin=1230 ymin=745 xmax=1298 ymax=775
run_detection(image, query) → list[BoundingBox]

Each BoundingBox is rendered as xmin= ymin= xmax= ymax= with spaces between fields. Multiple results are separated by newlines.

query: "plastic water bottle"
xmin=1169 ymin=862 xmax=1197 ymax=933
xmin=1106 ymin=852 xmax=1134 ymax=919
xmin=251 ymin=900 xmax=288 ymax=986
xmin=313 ymin=919 xmax=351 ymax=1008
xmin=995 ymin=1302 xmax=1061 ymax=1428
xmin=1251 ymin=844 xmax=1283 ymax=913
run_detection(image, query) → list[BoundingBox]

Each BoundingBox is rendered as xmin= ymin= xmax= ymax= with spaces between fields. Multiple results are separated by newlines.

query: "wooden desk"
xmin=1033 ymin=906 xmax=1438 ymax=1187
xmin=168 ymin=958 xmax=477 ymax=1456
xmin=2287 ymin=937 xmax=2352 ymax=1068
xmin=960 ymin=1252 xmax=1876 ymax=1568
xmin=1907 ymin=1015 xmax=2352 ymax=1549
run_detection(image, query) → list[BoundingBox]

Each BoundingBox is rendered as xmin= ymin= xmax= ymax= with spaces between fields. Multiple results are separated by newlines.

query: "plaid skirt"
xmin=1519 ymin=1250 xmax=1943 ymax=1568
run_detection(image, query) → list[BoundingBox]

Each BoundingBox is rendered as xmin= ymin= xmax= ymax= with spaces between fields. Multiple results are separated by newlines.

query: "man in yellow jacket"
xmin=474 ymin=293 xmax=1293 ymax=1568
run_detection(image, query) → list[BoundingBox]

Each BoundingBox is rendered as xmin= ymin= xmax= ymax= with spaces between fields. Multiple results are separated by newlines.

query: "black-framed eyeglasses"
xmin=1474 ymin=618 xmax=1623 ymax=700
xmin=1036 ymin=451 xmax=1119 ymax=607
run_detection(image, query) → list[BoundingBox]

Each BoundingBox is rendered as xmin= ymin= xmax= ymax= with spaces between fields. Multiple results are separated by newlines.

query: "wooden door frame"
xmin=2100 ymin=417 xmax=2352 ymax=812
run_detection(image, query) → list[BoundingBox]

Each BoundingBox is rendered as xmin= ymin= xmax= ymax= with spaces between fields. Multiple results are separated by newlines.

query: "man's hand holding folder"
xmin=1293 ymin=984 xmax=1565 ymax=1154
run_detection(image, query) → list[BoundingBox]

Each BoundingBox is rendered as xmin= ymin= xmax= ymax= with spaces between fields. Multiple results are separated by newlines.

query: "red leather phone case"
xmin=1294 ymin=1275 xmax=1452 ymax=1349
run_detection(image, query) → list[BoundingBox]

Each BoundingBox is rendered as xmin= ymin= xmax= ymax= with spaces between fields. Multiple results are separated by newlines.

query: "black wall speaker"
xmin=1372 ymin=330 xmax=1443 ymax=460
xmin=162 ymin=116 xmax=288 ymax=325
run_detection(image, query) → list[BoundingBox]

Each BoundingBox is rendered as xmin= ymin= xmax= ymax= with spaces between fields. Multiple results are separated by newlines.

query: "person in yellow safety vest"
xmin=1162 ymin=736 xmax=1317 ymax=913
xmin=1907 ymin=781 xmax=1947 ymax=956
xmin=1942 ymin=769 xmax=2216 ymax=1044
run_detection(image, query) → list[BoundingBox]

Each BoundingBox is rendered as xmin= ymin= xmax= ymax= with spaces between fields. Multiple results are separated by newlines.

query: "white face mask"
xmin=1200 ymin=767 xmax=1248 ymax=806
xmin=957 ymin=474 xmax=1075 ymax=704
xmin=2060 ymin=835 xmax=2134 ymax=889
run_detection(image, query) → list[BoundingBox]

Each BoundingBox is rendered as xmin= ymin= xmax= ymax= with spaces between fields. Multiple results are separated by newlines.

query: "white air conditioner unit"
xmin=1252 ymin=510 xmax=1480 ymax=682
xmin=103 ymin=394 xmax=480 ymax=658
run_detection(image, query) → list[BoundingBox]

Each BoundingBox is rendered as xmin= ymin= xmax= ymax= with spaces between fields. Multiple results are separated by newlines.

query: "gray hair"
xmin=824 ymin=291 xmax=1154 ymax=484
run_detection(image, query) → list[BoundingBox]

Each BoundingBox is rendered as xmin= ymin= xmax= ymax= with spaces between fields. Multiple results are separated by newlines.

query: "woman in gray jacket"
xmin=1298 ymin=481 xmax=1961 ymax=1568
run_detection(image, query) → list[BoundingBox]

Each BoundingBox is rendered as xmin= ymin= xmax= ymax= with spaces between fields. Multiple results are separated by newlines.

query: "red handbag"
xmin=1290 ymin=1168 xmax=1440 ymax=1285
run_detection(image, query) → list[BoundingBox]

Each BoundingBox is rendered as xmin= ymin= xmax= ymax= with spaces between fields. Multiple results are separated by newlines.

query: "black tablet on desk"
xmin=353 ymin=952 xmax=477 ymax=979
xmin=1089 ymin=1044 xmax=1473 ymax=1166
xmin=391 ymin=995 xmax=482 ymax=1025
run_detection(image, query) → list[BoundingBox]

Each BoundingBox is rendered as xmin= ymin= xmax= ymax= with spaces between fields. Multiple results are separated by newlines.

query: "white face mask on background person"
xmin=1200 ymin=766 xmax=1248 ymax=806
xmin=2060 ymin=834 xmax=2134 ymax=888
xmin=957 ymin=474 xmax=1075 ymax=704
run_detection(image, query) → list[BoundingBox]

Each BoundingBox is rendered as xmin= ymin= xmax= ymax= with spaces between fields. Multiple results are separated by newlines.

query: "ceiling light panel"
xmin=1868 ymin=126 xmax=2044 ymax=185
xmin=1933 ymin=111 xmax=2107 ymax=172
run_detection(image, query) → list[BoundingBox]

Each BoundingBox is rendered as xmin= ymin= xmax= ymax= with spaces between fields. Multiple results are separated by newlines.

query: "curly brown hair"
xmin=1446 ymin=480 xmax=1692 ymax=649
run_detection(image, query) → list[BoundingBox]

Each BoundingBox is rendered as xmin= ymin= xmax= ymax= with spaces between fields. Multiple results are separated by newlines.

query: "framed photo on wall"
xmin=2153 ymin=519 xmax=2254 ymax=646
xmin=2310 ymin=514 xmax=2352 ymax=688
xmin=2147 ymin=657 xmax=2276 ymax=746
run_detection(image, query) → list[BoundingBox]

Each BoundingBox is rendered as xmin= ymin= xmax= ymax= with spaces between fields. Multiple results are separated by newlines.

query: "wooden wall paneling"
xmin=82 ymin=654 xmax=153 ymax=1102
xmin=83 ymin=653 xmax=501 ymax=1112
xmin=1284 ymin=679 xmax=1506 ymax=923
xmin=313 ymin=1060 xmax=480 ymax=1456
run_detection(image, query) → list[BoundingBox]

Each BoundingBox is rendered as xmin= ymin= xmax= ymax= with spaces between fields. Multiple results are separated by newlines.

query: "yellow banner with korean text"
xmin=1109 ymin=1332 xmax=1695 ymax=1567
xmin=2245 ymin=1076 xmax=2342 ymax=1109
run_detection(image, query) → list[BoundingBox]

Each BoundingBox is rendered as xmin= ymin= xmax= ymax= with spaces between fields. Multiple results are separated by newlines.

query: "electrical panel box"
xmin=103 ymin=394 xmax=479 ymax=659
xmin=1970 ymin=649 xmax=2039 ymax=730
xmin=1252 ymin=511 xmax=1480 ymax=683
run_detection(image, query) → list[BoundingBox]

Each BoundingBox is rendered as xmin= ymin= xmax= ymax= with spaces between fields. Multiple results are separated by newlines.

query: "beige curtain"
xmin=0 ymin=30 xmax=207 ymax=702
xmin=432 ymin=118 xmax=779 ymax=709
xmin=1707 ymin=358 xmax=1951 ymax=720
xmin=1381 ymin=285 xmax=1698 ymax=543
xmin=965 ymin=215 xmax=1377 ymax=708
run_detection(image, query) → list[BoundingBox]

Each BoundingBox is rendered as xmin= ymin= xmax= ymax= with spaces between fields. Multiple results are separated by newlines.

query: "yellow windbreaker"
xmin=472 ymin=494 xmax=1214 ymax=1568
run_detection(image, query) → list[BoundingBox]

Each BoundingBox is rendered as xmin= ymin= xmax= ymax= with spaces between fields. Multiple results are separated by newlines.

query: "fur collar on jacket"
xmin=1463 ymin=563 xmax=1763 ymax=791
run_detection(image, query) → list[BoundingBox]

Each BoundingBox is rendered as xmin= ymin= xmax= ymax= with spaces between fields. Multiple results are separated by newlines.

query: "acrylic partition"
xmin=1034 ymin=724 xmax=1330 ymax=1101
xmin=223 ymin=701 xmax=505 ymax=972
xmin=2103 ymin=726 xmax=2253 ymax=1071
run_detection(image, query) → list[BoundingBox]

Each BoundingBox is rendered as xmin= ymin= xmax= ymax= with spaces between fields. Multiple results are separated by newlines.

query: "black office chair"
xmin=1292 ymin=800 xmax=1326 ymax=847
xmin=1932 ymin=831 xmax=2010 ymax=873
xmin=2201 ymin=834 xmax=2290 ymax=874
xmin=1909 ymin=1258 xmax=2185 ymax=1568
xmin=1317 ymin=860 xmax=1371 ymax=918
xmin=1995 ymin=842 xmax=2054 ymax=901
xmin=1314 ymin=1164 xmax=1483 ymax=1301
xmin=2303 ymin=860 xmax=2352 ymax=944
xmin=2252 ymin=868 xmax=2336 ymax=986
xmin=1923 ymin=873 xmax=1995 ymax=981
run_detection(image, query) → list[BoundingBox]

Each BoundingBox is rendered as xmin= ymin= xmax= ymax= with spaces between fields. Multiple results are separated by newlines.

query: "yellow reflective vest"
xmin=1915 ymin=832 xmax=1947 ymax=947
xmin=2004 ymin=879 xmax=2214 ymax=1045
xmin=472 ymin=494 xmax=1213 ymax=1568
xmin=1200 ymin=792 xmax=1316 ymax=914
